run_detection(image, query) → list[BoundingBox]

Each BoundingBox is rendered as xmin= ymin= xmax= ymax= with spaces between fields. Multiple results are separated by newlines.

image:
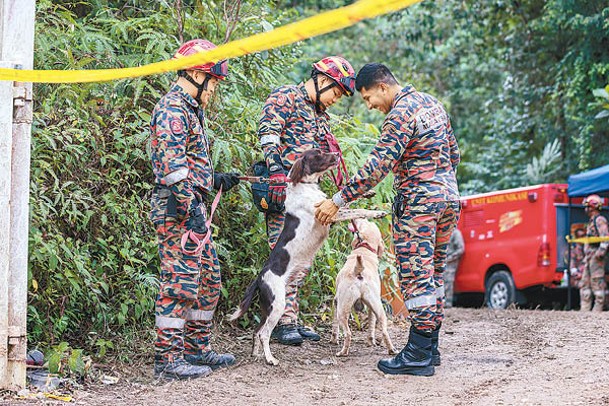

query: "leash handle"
xmin=181 ymin=185 xmax=223 ymax=255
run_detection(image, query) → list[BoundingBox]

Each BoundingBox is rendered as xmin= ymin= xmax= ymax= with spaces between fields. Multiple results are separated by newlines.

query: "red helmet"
xmin=583 ymin=194 xmax=603 ymax=210
xmin=312 ymin=56 xmax=356 ymax=96
xmin=173 ymin=39 xmax=228 ymax=80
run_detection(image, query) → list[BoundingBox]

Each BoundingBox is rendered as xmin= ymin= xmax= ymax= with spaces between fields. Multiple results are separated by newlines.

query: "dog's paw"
xmin=336 ymin=349 xmax=349 ymax=357
xmin=367 ymin=337 xmax=378 ymax=347
xmin=330 ymin=336 xmax=338 ymax=345
xmin=266 ymin=356 xmax=279 ymax=366
xmin=388 ymin=346 xmax=398 ymax=355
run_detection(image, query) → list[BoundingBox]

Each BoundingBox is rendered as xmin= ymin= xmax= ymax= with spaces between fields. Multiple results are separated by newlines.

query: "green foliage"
xmin=526 ymin=139 xmax=562 ymax=185
xmin=46 ymin=341 xmax=91 ymax=377
xmin=593 ymin=85 xmax=609 ymax=121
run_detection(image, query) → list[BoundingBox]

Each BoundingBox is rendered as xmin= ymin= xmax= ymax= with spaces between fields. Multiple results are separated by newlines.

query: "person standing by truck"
xmin=564 ymin=228 xmax=586 ymax=288
xmin=580 ymin=194 xmax=608 ymax=312
xmin=445 ymin=228 xmax=465 ymax=308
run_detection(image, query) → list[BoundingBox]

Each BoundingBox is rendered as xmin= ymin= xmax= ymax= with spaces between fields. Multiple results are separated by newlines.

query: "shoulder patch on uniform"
xmin=170 ymin=119 xmax=183 ymax=134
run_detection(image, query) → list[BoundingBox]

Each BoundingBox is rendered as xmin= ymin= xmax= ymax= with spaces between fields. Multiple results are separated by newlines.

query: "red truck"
xmin=454 ymin=184 xmax=596 ymax=309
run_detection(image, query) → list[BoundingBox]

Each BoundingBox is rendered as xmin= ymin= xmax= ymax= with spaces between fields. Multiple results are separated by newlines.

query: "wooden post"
xmin=1 ymin=0 xmax=36 ymax=390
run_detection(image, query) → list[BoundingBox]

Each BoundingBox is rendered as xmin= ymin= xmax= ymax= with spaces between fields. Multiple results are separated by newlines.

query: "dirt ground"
xmin=3 ymin=308 xmax=609 ymax=406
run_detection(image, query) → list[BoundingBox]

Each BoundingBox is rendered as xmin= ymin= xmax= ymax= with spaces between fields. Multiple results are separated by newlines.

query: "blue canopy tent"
xmin=564 ymin=164 xmax=609 ymax=309
xmin=568 ymin=164 xmax=609 ymax=197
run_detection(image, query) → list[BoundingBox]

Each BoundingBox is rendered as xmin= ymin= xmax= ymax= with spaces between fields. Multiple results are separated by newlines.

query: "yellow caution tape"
xmin=44 ymin=393 xmax=73 ymax=402
xmin=0 ymin=0 xmax=422 ymax=84
xmin=566 ymin=236 xmax=609 ymax=244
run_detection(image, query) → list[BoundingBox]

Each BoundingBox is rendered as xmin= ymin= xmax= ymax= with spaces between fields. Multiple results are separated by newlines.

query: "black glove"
xmin=186 ymin=200 xmax=208 ymax=235
xmin=213 ymin=172 xmax=240 ymax=191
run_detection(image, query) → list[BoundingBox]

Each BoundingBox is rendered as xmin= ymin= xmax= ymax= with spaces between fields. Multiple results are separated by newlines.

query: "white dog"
xmin=229 ymin=149 xmax=339 ymax=365
xmin=331 ymin=218 xmax=397 ymax=357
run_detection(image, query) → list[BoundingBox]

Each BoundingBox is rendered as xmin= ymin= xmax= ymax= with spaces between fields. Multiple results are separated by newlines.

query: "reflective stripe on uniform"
xmin=156 ymin=315 xmax=186 ymax=329
xmin=260 ymin=135 xmax=281 ymax=146
xmin=187 ymin=309 xmax=215 ymax=321
xmin=593 ymin=290 xmax=605 ymax=297
xmin=405 ymin=294 xmax=436 ymax=310
xmin=163 ymin=167 xmax=189 ymax=185
xmin=435 ymin=286 xmax=445 ymax=299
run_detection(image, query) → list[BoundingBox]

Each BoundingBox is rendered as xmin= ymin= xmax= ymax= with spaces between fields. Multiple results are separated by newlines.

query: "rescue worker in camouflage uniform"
xmin=316 ymin=63 xmax=460 ymax=376
xmin=580 ymin=194 xmax=608 ymax=312
xmin=149 ymin=39 xmax=240 ymax=379
xmin=258 ymin=56 xmax=356 ymax=345
xmin=565 ymin=228 xmax=585 ymax=288
xmin=444 ymin=228 xmax=464 ymax=308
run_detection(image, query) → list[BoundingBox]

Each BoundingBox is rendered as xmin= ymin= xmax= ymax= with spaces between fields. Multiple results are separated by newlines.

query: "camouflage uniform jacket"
xmin=334 ymin=85 xmax=460 ymax=206
xmin=150 ymin=83 xmax=213 ymax=208
xmin=568 ymin=243 xmax=585 ymax=275
xmin=585 ymin=214 xmax=609 ymax=258
xmin=258 ymin=84 xmax=332 ymax=172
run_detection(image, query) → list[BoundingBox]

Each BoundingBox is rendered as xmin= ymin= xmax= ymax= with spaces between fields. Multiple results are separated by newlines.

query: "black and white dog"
xmin=229 ymin=149 xmax=339 ymax=365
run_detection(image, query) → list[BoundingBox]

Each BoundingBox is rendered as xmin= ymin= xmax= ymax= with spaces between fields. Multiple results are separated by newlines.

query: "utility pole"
xmin=0 ymin=0 xmax=35 ymax=390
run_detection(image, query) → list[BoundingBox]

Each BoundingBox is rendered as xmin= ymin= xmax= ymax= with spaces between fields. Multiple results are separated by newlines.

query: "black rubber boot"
xmin=184 ymin=350 xmax=236 ymax=370
xmin=297 ymin=325 xmax=320 ymax=341
xmin=377 ymin=327 xmax=435 ymax=376
xmin=431 ymin=326 xmax=441 ymax=366
xmin=271 ymin=323 xmax=303 ymax=346
xmin=154 ymin=356 xmax=212 ymax=380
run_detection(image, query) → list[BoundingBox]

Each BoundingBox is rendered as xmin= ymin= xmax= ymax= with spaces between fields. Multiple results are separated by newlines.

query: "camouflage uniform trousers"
xmin=393 ymin=199 xmax=461 ymax=332
xmin=150 ymin=191 xmax=222 ymax=360
xmin=579 ymin=255 xmax=607 ymax=311
xmin=443 ymin=262 xmax=458 ymax=308
xmin=266 ymin=210 xmax=310 ymax=326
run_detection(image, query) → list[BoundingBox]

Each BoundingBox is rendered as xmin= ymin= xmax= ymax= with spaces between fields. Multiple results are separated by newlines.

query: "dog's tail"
xmin=354 ymin=255 xmax=364 ymax=279
xmin=352 ymin=256 xmax=366 ymax=312
xmin=228 ymin=278 xmax=259 ymax=321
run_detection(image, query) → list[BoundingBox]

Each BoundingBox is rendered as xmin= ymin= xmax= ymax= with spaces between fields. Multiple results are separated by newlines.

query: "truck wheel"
xmin=485 ymin=270 xmax=516 ymax=309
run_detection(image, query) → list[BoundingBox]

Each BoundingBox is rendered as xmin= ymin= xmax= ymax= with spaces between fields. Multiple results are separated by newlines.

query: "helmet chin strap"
xmin=312 ymin=71 xmax=337 ymax=113
xmin=179 ymin=70 xmax=210 ymax=104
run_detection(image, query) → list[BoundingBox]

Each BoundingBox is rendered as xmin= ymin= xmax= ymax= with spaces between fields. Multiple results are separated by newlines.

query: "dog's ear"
xmin=377 ymin=238 xmax=386 ymax=257
xmin=289 ymin=157 xmax=306 ymax=184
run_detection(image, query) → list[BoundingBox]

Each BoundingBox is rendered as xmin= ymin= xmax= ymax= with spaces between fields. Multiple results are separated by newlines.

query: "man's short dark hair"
xmin=355 ymin=63 xmax=398 ymax=91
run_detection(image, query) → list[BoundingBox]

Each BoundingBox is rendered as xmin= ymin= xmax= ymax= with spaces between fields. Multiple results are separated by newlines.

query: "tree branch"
xmin=175 ymin=0 xmax=184 ymax=43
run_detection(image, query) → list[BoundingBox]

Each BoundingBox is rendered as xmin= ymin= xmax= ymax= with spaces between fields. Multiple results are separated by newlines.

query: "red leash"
xmin=181 ymin=185 xmax=223 ymax=256
xmin=322 ymin=133 xmax=364 ymax=239
xmin=324 ymin=133 xmax=348 ymax=187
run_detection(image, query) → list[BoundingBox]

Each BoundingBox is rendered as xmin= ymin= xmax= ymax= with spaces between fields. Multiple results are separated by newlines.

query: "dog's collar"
xmin=354 ymin=241 xmax=377 ymax=256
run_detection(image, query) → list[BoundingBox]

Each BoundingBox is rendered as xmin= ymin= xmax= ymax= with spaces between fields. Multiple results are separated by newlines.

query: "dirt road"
xmin=4 ymin=308 xmax=609 ymax=405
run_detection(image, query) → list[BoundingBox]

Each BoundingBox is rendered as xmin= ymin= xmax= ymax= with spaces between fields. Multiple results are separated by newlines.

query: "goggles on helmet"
xmin=209 ymin=59 xmax=228 ymax=79
xmin=339 ymin=76 xmax=355 ymax=96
